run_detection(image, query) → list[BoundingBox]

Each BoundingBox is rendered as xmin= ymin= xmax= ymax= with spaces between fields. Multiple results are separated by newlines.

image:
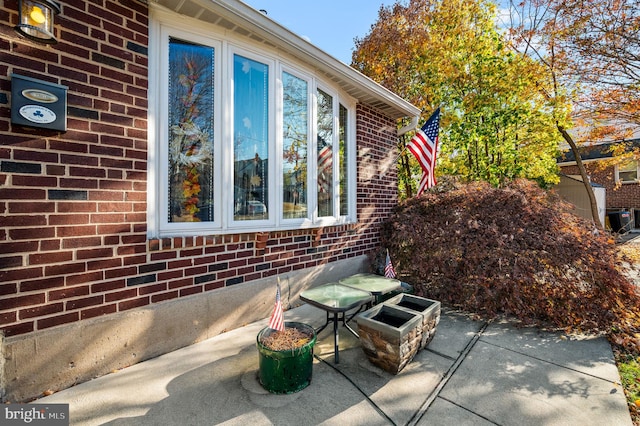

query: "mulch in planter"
xmin=260 ymin=327 xmax=312 ymax=351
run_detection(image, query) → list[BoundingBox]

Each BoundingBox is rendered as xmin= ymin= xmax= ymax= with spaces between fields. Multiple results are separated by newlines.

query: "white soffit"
xmin=150 ymin=0 xmax=421 ymax=121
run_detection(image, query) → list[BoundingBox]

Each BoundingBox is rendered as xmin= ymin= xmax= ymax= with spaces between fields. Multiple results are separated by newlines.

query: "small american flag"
xmin=318 ymin=143 xmax=332 ymax=193
xmin=407 ymin=108 xmax=441 ymax=196
xmin=268 ymin=279 xmax=285 ymax=331
xmin=384 ymin=249 xmax=396 ymax=279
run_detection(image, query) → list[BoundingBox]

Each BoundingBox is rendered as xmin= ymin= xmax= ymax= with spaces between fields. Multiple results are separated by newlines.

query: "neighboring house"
xmin=557 ymin=138 xmax=640 ymax=228
xmin=0 ymin=0 xmax=421 ymax=401
xmin=554 ymin=174 xmax=606 ymax=228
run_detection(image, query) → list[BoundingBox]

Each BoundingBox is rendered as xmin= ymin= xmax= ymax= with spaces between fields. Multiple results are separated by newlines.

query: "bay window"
xmin=149 ymin=20 xmax=356 ymax=237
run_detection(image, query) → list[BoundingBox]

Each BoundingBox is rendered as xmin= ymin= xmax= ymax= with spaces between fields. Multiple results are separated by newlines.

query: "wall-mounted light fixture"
xmin=15 ymin=0 xmax=61 ymax=44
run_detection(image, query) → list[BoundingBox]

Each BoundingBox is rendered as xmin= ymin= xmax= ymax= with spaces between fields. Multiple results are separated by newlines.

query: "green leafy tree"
xmin=502 ymin=0 xmax=640 ymax=229
xmin=352 ymin=0 xmax=560 ymax=197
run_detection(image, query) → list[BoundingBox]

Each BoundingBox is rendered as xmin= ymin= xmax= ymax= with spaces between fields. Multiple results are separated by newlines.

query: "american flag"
xmin=318 ymin=143 xmax=332 ymax=193
xmin=384 ymin=249 xmax=396 ymax=278
xmin=268 ymin=279 xmax=285 ymax=331
xmin=407 ymin=108 xmax=441 ymax=196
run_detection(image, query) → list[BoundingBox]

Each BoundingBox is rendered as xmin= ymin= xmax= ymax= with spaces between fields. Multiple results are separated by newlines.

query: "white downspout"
xmin=397 ymin=115 xmax=420 ymax=136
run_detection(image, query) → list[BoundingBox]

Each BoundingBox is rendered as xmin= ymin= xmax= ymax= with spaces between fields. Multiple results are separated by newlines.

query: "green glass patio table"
xmin=339 ymin=273 xmax=402 ymax=304
xmin=300 ymin=283 xmax=372 ymax=363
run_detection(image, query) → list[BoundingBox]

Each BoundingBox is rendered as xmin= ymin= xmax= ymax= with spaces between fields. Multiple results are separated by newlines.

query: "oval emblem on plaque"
xmin=19 ymin=105 xmax=57 ymax=124
xmin=22 ymin=89 xmax=58 ymax=103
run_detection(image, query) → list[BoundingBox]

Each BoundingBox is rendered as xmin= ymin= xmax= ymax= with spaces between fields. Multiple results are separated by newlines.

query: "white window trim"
xmin=278 ymin=64 xmax=314 ymax=228
xmin=227 ymin=46 xmax=277 ymax=231
xmin=615 ymin=161 xmax=639 ymax=184
xmin=148 ymin=12 xmax=358 ymax=238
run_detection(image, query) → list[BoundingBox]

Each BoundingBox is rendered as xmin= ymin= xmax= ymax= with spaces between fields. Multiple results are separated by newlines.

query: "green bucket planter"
xmin=256 ymin=321 xmax=317 ymax=394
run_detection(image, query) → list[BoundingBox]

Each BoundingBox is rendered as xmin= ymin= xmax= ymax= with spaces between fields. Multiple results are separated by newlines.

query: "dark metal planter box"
xmin=356 ymin=304 xmax=422 ymax=374
xmin=383 ymin=294 xmax=440 ymax=349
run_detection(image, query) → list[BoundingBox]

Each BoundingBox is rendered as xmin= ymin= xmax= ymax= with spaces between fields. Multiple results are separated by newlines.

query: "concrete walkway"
xmin=35 ymin=304 xmax=632 ymax=425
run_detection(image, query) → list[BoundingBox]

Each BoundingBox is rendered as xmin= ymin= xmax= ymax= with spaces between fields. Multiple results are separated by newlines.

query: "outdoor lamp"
xmin=15 ymin=0 xmax=61 ymax=44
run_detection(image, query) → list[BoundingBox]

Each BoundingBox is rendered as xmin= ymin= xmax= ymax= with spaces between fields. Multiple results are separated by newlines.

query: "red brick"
xmin=40 ymin=239 xmax=61 ymax=251
xmin=1 ymin=293 xmax=46 ymax=310
xmin=138 ymin=283 xmax=167 ymax=295
xmin=60 ymin=178 xmax=98 ymax=189
xmin=50 ymin=141 xmax=89 ymax=154
xmin=184 ymin=266 xmax=207 ymax=277
xmin=10 ymin=227 xmax=55 ymax=240
xmin=58 ymin=202 xmax=97 ymax=213
xmin=91 ymin=279 xmax=125 ymax=293
xmin=88 ymin=258 xmax=122 ymax=271
xmin=21 ymin=276 xmax=65 ymax=292
xmin=150 ymin=251 xmax=177 ymax=261
xmin=204 ymin=282 xmax=224 ymax=291
xmin=151 ymin=291 xmax=179 ymax=303
xmin=49 ymin=214 xmax=91 ymax=225
xmin=49 ymin=285 xmax=90 ymax=301
xmin=69 ymin=167 xmax=107 ymax=178
xmin=157 ymin=269 xmax=183 ymax=281
xmin=81 ymin=303 xmax=117 ymax=319
xmin=105 ymin=266 xmax=137 ymax=279
xmin=0 ymin=188 xmax=47 ymax=200
xmin=62 ymin=237 xmax=102 ymax=249
xmin=29 ymin=251 xmax=73 ymax=265
xmin=66 ymin=270 xmax=104 ymax=285
xmin=105 ymin=288 xmax=137 ymax=302
xmin=2 ymin=322 xmax=35 ymax=336
xmin=168 ymin=278 xmax=193 ymax=289
xmin=66 ymin=295 xmax=104 ymax=310
xmin=0 ymin=311 xmax=17 ymax=325
xmin=57 ymin=225 xmax=97 ymax=237
xmin=97 ymin=202 xmax=132 ymax=212
xmin=8 ymin=202 xmax=56 ymax=214
xmin=37 ymin=312 xmax=79 ymax=330
xmin=118 ymin=296 xmax=149 ymax=311
xmin=0 ymin=283 xmax=17 ymax=296
xmin=77 ymin=247 xmax=114 ymax=260
xmin=0 ymin=267 xmax=43 ymax=282
xmin=180 ymin=286 xmax=203 ymax=297
xmin=11 ymin=176 xmax=58 ymax=187
xmin=19 ymin=303 xmax=64 ymax=319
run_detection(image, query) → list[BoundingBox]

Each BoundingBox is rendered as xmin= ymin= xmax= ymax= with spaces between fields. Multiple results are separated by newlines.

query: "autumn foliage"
xmin=379 ymin=179 xmax=640 ymax=353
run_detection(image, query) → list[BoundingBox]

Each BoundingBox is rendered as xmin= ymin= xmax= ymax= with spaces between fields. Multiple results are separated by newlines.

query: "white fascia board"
xmin=153 ymin=0 xmax=421 ymax=120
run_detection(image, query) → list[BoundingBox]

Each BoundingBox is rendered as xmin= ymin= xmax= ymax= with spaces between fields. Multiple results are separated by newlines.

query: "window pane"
xmin=620 ymin=161 xmax=638 ymax=182
xmin=339 ymin=104 xmax=348 ymax=216
xmin=233 ymin=54 xmax=269 ymax=221
xmin=317 ymin=89 xmax=333 ymax=217
xmin=282 ymin=72 xmax=308 ymax=219
xmin=168 ymin=38 xmax=215 ymax=223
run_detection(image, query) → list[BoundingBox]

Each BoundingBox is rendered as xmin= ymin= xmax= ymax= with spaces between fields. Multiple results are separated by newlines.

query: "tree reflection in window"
xmin=233 ymin=54 xmax=269 ymax=221
xmin=317 ymin=89 xmax=333 ymax=217
xmin=168 ymin=38 xmax=215 ymax=223
xmin=282 ymin=72 xmax=308 ymax=219
xmin=339 ymin=104 xmax=349 ymax=216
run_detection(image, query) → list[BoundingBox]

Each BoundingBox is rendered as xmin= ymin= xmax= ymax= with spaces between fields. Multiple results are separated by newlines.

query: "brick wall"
xmin=0 ymin=2 xmax=399 ymax=340
xmin=560 ymin=163 xmax=640 ymax=209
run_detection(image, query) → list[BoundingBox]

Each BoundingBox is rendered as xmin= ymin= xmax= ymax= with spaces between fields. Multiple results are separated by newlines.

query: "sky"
xmin=242 ymin=0 xmax=394 ymax=64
